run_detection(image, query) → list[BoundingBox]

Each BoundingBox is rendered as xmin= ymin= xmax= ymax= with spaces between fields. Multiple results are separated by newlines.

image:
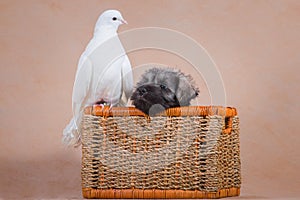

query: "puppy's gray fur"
xmin=131 ymin=67 xmax=199 ymax=115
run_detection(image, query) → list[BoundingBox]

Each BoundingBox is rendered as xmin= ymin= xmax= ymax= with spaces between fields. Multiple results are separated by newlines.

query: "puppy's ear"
xmin=176 ymin=74 xmax=199 ymax=106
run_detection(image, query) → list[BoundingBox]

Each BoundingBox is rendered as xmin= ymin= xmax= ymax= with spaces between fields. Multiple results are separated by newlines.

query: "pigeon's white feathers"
xmin=63 ymin=10 xmax=132 ymax=146
xmin=122 ymin=55 xmax=134 ymax=100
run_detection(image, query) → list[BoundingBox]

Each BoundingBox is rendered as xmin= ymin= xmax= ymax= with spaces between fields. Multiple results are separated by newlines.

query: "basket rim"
xmin=84 ymin=106 xmax=237 ymax=117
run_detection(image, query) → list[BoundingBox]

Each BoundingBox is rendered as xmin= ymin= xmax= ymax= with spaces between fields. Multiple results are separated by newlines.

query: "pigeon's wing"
xmin=62 ymin=55 xmax=92 ymax=146
xmin=121 ymin=55 xmax=133 ymax=100
xmin=72 ymin=55 xmax=93 ymax=119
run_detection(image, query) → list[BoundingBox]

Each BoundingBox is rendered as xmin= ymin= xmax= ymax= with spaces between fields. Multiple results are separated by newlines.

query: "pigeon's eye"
xmin=112 ymin=17 xmax=117 ymax=21
xmin=160 ymin=85 xmax=167 ymax=90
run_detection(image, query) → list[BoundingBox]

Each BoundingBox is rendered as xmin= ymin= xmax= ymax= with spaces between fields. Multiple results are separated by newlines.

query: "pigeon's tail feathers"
xmin=62 ymin=118 xmax=81 ymax=147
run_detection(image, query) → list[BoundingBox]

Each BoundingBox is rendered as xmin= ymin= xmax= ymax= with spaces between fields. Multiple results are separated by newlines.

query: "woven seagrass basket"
xmin=81 ymin=106 xmax=241 ymax=199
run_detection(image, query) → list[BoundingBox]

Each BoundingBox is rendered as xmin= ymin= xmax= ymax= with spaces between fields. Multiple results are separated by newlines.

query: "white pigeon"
xmin=63 ymin=10 xmax=133 ymax=147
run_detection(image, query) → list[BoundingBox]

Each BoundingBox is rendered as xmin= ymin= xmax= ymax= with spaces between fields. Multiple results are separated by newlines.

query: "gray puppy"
xmin=131 ymin=67 xmax=199 ymax=115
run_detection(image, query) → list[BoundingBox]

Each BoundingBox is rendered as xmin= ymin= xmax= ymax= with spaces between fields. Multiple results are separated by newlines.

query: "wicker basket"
xmin=81 ymin=106 xmax=241 ymax=199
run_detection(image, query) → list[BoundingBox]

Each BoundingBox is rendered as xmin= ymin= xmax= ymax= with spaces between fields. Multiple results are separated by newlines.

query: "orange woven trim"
xmin=82 ymin=187 xmax=240 ymax=199
xmin=84 ymin=106 xmax=237 ymax=117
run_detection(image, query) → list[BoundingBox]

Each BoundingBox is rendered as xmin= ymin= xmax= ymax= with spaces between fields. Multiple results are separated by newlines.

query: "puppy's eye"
xmin=112 ymin=17 xmax=117 ymax=21
xmin=160 ymin=85 xmax=167 ymax=90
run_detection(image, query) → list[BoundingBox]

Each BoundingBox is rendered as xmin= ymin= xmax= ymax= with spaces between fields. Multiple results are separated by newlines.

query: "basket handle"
xmin=223 ymin=117 xmax=233 ymax=134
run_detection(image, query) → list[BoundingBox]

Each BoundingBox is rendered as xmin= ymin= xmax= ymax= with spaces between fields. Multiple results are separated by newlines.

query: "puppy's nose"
xmin=138 ymin=87 xmax=147 ymax=95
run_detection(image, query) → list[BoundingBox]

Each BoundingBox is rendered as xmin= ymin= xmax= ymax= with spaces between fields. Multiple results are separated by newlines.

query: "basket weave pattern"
xmin=81 ymin=106 xmax=241 ymax=199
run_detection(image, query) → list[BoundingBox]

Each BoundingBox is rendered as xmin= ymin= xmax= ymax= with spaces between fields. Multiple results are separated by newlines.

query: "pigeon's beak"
xmin=119 ymin=18 xmax=128 ymax=24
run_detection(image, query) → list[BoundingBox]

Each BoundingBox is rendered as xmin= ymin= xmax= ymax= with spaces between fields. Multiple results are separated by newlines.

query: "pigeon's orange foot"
xmin=94 ymin=99 xmax=112 ymax=111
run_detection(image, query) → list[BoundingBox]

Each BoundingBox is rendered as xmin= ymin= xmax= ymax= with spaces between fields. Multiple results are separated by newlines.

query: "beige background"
xmin=1 ymin=0 xmax=299 ymax=199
